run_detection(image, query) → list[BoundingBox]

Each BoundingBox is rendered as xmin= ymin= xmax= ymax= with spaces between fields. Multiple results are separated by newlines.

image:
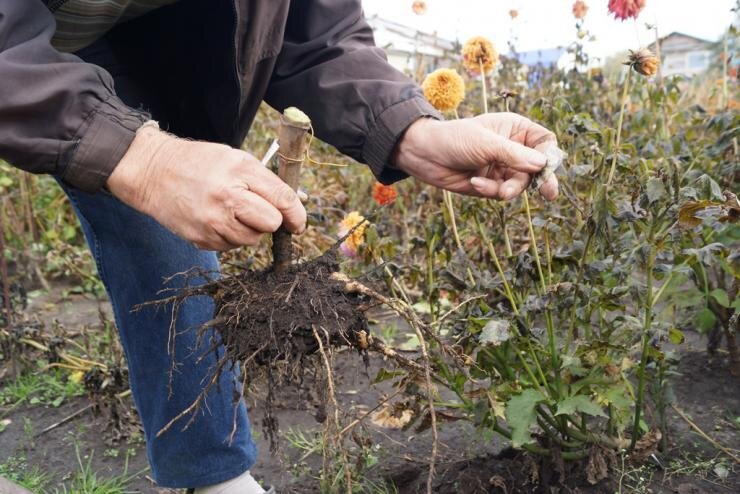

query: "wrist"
xmin=107 ymin=122 xmax=171 ymax=211
xmin=392 ymin=117 xmax=438 ymax=174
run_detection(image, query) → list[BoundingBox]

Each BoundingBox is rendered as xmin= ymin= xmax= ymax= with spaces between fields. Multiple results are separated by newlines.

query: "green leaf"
xmin=373 ymin=368 xmax=404 ymax=384
xmin=709 ymin=289 xmax=730 ymax=308
xmin=479 ymin=319 xmax=511 ymax=346
xmin=556 ymin=395 xmax=607 ymax=418
xmin=646 ymin=177 xmax=666 ymax=204
xmin=668 ymin=327 xmax=685 ymax=345
xmin=505 ymin=389 xmax=543 ymax=448
xmin=695 ymin=307 xmax=717 ymax=333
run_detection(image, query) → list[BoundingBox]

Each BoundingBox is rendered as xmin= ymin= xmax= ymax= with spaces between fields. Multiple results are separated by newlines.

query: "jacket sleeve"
xmin=0 ymin=0 xmax=149 ymax=193
xmin=264 ymin=0 xmax=442 ymax=184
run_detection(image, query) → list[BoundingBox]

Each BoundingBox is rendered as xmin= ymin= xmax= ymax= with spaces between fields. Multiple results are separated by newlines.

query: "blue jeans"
xmin=59 ymin=184 xmax=257 ymax=487
xmin=59 ymin=35 xmax=258 ymax=489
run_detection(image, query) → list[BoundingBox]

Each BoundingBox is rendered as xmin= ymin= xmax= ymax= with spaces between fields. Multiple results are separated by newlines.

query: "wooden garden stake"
xmin=272 ymin=107 xmax=311 ymax=274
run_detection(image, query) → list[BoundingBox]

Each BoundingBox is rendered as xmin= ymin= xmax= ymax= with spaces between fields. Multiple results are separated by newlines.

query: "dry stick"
xmin=671 ymin=404 xmax=740 ymax=464
xmin=35 ymin=389 xmax=132 ymax=438
xmin=272 ymin=107 xmax=311 ymax=274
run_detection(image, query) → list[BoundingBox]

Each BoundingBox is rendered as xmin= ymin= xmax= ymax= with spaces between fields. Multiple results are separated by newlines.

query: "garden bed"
xmin=0 ymin=287 xmax=737 ymax=493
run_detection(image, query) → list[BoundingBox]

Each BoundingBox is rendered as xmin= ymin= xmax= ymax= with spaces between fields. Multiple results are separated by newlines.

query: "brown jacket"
xmin=0 ymin=0 xmax=441 ymax=193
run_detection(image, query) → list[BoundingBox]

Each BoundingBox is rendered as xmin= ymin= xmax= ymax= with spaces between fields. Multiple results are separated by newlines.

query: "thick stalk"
xmin=607 ymin=69 xmax=632 ymax=187
xmin=631 ymin=223 xmax=656 ymax=449
xmin=272 ymin=108 xmax=311 ymax=273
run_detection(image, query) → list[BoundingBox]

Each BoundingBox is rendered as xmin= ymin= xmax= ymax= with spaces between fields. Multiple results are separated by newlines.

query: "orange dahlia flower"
xmin=608 ymin=0 xmax=646 ymax=21
xmin=372 ymin=182 xmax=398 ymax=206
xmin=422 ymin=68 xmax=465 ymax=112
xmin=462 ymin=36 xmax=498 ymax=75
xmin=572 ymin=0 xmax=589 ymax=19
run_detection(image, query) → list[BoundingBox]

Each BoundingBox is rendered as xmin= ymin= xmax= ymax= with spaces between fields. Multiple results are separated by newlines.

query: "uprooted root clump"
xmin=151 ymin=249 xmax=372 ymax=445
xmin=210 ymin=250 xmax=367 ymax=368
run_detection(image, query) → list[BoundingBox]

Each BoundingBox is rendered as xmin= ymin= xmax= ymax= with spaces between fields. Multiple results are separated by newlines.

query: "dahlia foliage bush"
xmin=320 ymin=0 xmax=738 ymax=477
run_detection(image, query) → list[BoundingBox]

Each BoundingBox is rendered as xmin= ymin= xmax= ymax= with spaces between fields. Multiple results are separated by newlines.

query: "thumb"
xmin=487 ymin=133 xmax=547 ymax=173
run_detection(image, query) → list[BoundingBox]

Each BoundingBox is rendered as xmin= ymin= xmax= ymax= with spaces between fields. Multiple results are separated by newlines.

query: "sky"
xmin=361 ymin=0 xmax=736 ymax=62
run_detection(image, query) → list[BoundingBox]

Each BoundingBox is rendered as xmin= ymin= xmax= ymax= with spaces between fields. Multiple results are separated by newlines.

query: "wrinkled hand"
xmin=393 ymin=113 xmax=561 ymax=201
xmin=107 ymin=125 xmax=306 ymax=251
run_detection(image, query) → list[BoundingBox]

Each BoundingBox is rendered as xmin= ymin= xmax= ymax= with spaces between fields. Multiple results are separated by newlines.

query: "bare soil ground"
xmin=0 ymin=285 xmax=738 ymax=493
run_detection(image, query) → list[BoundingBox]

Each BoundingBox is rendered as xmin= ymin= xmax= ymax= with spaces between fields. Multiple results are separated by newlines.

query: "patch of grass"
xmin=0 ymin=367 xmax=84 ymax=410
xmin=53 ymin=445 xmax=146 ymax=494
xmin=0 ymin=455 xmax=50 ymax=493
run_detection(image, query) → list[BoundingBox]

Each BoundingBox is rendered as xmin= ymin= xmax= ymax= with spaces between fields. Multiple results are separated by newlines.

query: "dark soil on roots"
xmin=209 ymin=250 xmax=367 ymax=368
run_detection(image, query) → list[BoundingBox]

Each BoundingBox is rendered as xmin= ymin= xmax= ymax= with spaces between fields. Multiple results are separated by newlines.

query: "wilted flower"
xmin=422 ymin=68 xmax=465 ymax=112
xmin=372 ymin=182 xmax=398 ymax=206
xmin=411 ymin=1 xmax=427 ymax=15
xmin=627 ymin=49 xmax=659 ymax=76
xmin=509 ymin=9 xmax=519 ymax=19
xmin=338 ymin=211 xmax=367 ymax=258
xmin=608 ymin=0 xmax=646 ymax=21
xmin=462 ymin=36 xmax=498 ymax=75
xmin=572 ymin=0 xmax=589 ymax=19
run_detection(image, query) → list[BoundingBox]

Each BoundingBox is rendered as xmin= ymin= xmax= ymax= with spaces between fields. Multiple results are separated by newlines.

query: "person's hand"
xmin=107 ymin=125 xmax=306 ymax=251
xmin=393 ymin=113 xmax=561 ymax=201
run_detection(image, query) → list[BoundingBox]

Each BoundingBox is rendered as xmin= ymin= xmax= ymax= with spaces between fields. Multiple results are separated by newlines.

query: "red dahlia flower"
xmin=608 ymin=0 xmax=646 ymax=21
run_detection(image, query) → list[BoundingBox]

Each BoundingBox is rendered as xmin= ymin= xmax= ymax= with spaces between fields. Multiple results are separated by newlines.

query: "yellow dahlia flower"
xmin=422 ymin=68 xmax=465 ymax=112
xmin=338 ymin=211 xmax=367 ymax=258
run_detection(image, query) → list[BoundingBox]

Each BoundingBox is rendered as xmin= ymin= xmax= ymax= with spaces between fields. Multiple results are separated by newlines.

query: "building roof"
xmin=648 ymin=32 xmax=714 ymax=53
xmin=366 ymin=15 xmax=457 ymax=57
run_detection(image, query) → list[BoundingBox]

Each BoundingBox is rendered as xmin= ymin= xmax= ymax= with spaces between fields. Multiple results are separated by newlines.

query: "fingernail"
xmin=527 ymin=149 xmax=547 ymax=166
xmin=502 ymin=185 xmax=515 ymax=198
xmin=470 ymin=177 xmax=485 ymax=188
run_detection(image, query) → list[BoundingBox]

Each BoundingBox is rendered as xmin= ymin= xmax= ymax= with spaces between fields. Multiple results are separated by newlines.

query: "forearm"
xmin=0 ymin=0 xmax=148 ymax=192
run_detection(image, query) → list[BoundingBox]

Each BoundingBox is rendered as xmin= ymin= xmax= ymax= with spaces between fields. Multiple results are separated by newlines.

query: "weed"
xmin=52 ymin=445 xmax=146 ymax=494
xmin=0 ymin=367 xmax=84 ymax=409
xmin=0 ymin=455 xmax=50 ymax=492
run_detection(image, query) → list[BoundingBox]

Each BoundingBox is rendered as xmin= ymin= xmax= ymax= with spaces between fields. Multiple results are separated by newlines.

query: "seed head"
xmin=627 ymin=49 xmax=659 ymax=77
xmin=608 ymin=0 xmax=646 ymax=21
xmin=462 ymin=36 xmax=498 ymax=75
xmin=422 ymin=68 xmax=466 ymax=112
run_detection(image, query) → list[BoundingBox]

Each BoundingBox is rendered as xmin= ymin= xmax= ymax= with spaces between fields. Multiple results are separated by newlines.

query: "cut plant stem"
xmin=443 ymin=190 xmax=475 ymax=286
xmin=272 ymin=107 xmax=311 ymax=274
